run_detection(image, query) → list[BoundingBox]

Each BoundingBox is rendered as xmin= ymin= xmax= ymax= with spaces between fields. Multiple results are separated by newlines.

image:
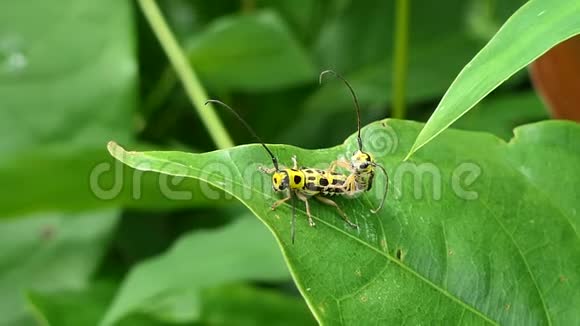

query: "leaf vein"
xmin=480 ymin=200 xmax=552 ymax=325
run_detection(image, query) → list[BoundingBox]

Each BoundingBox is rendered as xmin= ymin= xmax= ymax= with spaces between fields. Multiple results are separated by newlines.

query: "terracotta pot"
xmin=530 ymin=35 xmax=580 ymax=122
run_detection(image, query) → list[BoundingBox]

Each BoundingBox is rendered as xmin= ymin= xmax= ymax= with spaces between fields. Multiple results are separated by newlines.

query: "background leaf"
xmin=28 ymin=282 xmax=123 ymax=326
xmin=0 ymin=210 xmax=118 ymax=325
xmin=453 ymin=92 xmax=548 ymax=140
xmin=199 ymin=284 xmax=316 ymax=326
xmin=29 ymin=282 xmax=314 ymax=326
xmin=109 ymin=119 xmax=580 ymax=325
xmin=0 ymin=151 xmax=227 ymax=218
xmin=187 ymin=10 xmax=317 ymax=91
xmin=101 ymin=216 xmax=291 ymax=325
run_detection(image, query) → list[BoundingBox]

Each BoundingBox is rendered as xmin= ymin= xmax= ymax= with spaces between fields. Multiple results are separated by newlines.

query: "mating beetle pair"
xmin=207 ymin=70 xmax=388 ymax=243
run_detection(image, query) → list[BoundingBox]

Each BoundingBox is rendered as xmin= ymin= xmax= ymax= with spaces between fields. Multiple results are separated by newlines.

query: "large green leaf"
xmin=101 ymin=216 xmax=291 ymax=325
xmin=0 ymin=210 xmax=118 ymax=325
xmin=406 ymin=0 xmax=580 ymax=158
xmin=108 ymin=119 xmax=579 ymax=324
xmin=187 ymin=10 xmax=317 ymax=91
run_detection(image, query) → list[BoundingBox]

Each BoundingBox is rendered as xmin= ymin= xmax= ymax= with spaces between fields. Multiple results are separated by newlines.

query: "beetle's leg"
xmin=327 ymin=158 xmax=352 ymax=173
xmin=296 ymin=192 xmax=315 ymax=227
xmin=291 ymin=155 xmax=299 ymax=170
xmin=271 ymin=193 xmax=292 ymax=210
xmin=315 ymin=196 xmax=358 ymax=229
xmin=258 ymin=166 xmax=276 ymax=174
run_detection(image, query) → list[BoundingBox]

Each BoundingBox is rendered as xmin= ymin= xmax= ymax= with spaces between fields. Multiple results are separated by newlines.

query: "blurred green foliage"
xmin=1 ymin=0 xmax=573 ymax=324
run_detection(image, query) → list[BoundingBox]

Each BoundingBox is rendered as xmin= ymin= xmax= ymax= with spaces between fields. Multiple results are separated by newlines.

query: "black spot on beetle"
xmin=319 ymin=178 xmax=329 ymax=186
xmin=293 ymin=175 xmax=302 ymax=184
xmin=305 ymin=169 xmax=314 ymax=173
xmin=307 ymin=176 xmax=316 ymax=181
xmin=306 ymin=182 xmax=319 ymax=191
xmin=331 ymin=179 xmax=344 ymax=185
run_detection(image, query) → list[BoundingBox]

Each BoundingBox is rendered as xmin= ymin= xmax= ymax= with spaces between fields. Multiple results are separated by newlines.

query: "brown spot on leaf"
xmin=395 ymin=248 xmax=404 ymax=261
xmin=380 ymin=239 xmax=388 ymax=251
xmin=40 ymin=226 xmax=55 ymax=241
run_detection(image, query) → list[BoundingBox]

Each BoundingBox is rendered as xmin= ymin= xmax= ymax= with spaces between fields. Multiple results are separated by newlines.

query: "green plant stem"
xmin=137 ymin=0 xmax=234 ymax=149
xmin=392 ymin=0 xmax=410 ymax=119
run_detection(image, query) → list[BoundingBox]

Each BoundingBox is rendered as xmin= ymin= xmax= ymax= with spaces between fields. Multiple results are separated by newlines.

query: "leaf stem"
xmin=137 ymin=0 xmax=234 ymax=149
xmin=392 ymin=0 xmax=410 ymax=119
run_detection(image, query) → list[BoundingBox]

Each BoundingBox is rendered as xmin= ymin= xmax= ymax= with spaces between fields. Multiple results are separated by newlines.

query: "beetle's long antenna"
xmin=206 ymin=100 xmax=279 ymax=171
xmin=291 ymin=193 xmax=296 ymax=244
xmin=319 ymin=70 xmax=363 ymax=151
xmin=370 ymin=163 xmax=388 ymax=213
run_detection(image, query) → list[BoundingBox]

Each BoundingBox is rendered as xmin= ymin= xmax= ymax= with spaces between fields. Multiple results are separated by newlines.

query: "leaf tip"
xmin=402 ymin=148 xmax=415 ymax=161
xmin=106 ymin=141 xmax=117 ymax=152
xmin=403 ymin=133 xmax=428 ymax=161
xmin=107 ymin=141 xmax=126 ymax=160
